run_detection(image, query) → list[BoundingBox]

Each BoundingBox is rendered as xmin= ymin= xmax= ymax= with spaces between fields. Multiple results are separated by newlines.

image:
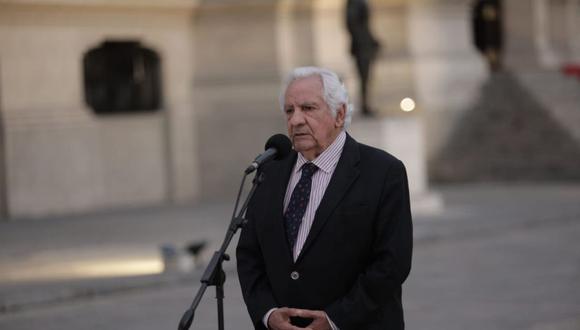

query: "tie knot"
xmin=301 ymin=163 xmax=318 ymax=178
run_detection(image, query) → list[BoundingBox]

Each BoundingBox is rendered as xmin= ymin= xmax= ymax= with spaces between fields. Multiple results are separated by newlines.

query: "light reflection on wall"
xmin=0 ymin=257 xmax=164 ymax=283
xmin=69 ymin=259 xmax=164 ymax=279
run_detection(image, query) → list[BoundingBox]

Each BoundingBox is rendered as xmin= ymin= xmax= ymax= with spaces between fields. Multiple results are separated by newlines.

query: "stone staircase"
xmin=430 ymin=70 xmax=580 ymax=182
xmin=515 ymin=69 xmax=580 ymax=144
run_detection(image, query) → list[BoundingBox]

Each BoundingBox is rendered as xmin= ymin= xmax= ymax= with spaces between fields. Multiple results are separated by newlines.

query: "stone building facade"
xmin=1 ymin=0 xmax=579 ymax=219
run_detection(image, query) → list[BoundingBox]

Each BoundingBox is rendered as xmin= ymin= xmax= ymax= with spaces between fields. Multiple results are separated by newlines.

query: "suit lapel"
xmin=261 ymin=151 xmax=297 ymax=263
xmin=296 ymin=135 xmax=360 ymax=263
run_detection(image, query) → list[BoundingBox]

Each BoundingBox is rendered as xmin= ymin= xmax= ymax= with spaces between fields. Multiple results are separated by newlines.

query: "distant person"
xmin=346 ymin=0 xmax=381 ymax=117
xmin=472 ymin=0 xmax=503 ymax=72
xmin=237 ymin=66 xmax=413 ymax=329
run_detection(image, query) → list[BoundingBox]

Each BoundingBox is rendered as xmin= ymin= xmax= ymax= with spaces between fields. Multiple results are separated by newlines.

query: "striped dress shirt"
xmin=284 ymin=131 xmax=346 ymax=261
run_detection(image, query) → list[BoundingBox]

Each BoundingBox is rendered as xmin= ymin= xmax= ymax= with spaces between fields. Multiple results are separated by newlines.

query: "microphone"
xmin=245 ymin=134 xmax=292 ymax=174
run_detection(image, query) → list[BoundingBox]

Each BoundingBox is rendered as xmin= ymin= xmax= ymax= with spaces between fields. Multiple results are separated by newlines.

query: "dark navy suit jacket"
xmin=236 ymin=134 xmax=413 ymax=329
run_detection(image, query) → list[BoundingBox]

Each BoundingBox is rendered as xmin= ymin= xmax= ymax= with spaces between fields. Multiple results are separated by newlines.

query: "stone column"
xmin=0 ymin=60 xmax=6 ymax=218
xmin=566 ymin=0 xmax=580 ymax=61
xmin=504 ymin=0 xmax=540 ymax=69
xmin=533 ymin=0 xmax=561 ymax=68
xmin=276 ymin=0 xmax=317 ymax=75
xmin=192 ymin=1 xmax=286 ymax=201
xmin=407 ymin=0 xmax=487 ymax=163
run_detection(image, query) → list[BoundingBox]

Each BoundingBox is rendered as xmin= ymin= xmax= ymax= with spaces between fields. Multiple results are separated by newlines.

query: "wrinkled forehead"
xmin=284 ymin=76 xmax=325 ymax=103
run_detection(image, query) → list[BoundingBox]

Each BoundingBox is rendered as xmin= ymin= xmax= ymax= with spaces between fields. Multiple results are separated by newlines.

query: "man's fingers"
xmin=291 ymin=308 xmax=325 ymax=319
xmin=280 ymin=322 xmax=312 ymax=330
xmin=277 ymin=321 xmax=308 ymax=330
xmin=276 ymin=307 xmax=298 ymax=319
xmin=271 ymin=308 xmax=329 ymax=330
xmin=284 ymin=307 xmax=308 ymax=317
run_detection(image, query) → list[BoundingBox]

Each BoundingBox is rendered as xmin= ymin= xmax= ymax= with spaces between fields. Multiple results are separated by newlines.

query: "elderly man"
xmin=236 ymin=67 xmax=412 ymax=330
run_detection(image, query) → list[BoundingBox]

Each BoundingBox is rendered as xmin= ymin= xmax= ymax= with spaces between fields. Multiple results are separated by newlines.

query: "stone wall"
xmin=192 ymin=1 xmax=286 ymax=201
xmin=0 ymin=1 xmax=199 ymax=218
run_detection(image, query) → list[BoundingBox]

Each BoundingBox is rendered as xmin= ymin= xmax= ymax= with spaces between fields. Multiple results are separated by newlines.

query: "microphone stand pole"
xmin=178 ymin=171 xmax=264 ymax=330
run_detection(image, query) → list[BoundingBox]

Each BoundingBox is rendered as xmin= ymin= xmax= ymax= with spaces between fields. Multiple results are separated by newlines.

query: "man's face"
xmin=284 ymin=76 xmax=345 ymax=160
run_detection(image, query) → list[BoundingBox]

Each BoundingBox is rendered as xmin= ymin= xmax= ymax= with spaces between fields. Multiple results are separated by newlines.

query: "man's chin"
xmin=292 ymin=142 xmax=314 ymax=153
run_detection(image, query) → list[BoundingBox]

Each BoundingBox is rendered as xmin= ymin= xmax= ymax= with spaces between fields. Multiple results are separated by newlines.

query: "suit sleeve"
xmin=236 ymin=197 xmax=278 ymax=330
xmin=325 ymin=159 xmax=413 ymax=329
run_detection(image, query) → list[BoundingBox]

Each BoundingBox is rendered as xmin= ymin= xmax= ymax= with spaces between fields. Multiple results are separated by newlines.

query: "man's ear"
xmin=335 ymin=104 xmax=346 ymax=128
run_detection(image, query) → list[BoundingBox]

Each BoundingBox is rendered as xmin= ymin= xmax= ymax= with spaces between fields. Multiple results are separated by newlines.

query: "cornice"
xmin=0 ymin=0 xmax=200 ymax=10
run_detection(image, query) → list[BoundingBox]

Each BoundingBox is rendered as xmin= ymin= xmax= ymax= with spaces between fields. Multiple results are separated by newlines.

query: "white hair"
xmin=279 ymin=66 xmax=354 ymax=128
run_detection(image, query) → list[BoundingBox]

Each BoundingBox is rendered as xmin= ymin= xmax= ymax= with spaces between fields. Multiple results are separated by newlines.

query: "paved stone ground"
xmin=0 ymin=184 xmax=579 ymax=330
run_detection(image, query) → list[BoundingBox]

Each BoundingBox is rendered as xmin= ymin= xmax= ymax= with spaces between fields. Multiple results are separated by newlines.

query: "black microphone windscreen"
xmin=264 ymin=134 xmax=292 ymax=160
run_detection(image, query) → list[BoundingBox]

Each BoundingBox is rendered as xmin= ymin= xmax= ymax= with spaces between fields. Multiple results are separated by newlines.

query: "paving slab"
xmin=0 ymin=184 xmax=579 ymax=330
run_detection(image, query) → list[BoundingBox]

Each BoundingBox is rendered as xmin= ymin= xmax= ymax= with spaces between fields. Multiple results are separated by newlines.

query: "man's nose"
xmin=289 ymin=108 xmax=305 ymax=126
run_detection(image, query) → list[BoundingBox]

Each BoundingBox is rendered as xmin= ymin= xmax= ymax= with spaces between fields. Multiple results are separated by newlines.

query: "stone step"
xmin=430 ymin=71 xmax=580 ymax=182
xmin=515 ymin=70 xmax=580 ymax=144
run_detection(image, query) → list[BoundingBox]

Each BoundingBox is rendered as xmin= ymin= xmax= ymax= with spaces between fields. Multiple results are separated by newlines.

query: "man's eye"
xmin=285 ymin=108 xmax=294 ymax=114
xmin=303 ymin=105 xmax=314 ymax=111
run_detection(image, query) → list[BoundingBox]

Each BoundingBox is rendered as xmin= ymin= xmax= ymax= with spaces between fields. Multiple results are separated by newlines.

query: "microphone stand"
xmin=178 ymin=170 xmax=265 ymax=330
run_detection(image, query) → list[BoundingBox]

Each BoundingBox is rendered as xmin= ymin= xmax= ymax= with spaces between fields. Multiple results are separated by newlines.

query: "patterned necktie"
xmin=284 ymin=162 xmax=318 ymax=249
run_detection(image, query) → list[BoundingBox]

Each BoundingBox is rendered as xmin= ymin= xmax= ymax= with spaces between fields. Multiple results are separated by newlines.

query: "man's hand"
xmin=267 ymin=308 xmax=303 ymax=330
xmin=268 ymin=308 xmax=332 ymax=330
xmin=294 ymin=309 xmax=332 ymax=330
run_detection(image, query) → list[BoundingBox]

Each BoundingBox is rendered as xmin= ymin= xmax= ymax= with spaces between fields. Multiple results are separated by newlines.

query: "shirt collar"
xmin=295 ymin=131 xmax=346 ymax=174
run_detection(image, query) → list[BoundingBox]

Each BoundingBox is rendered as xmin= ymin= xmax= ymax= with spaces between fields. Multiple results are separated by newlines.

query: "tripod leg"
xmin=216 ymin=267 xmax=226 ymax=330
xmin=217 ymin=285 xmax=224 ymax=330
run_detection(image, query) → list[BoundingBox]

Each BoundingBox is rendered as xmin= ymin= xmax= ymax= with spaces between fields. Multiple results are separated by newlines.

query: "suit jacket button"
xmin=290 ymin=271 xmax=300 ymax=280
